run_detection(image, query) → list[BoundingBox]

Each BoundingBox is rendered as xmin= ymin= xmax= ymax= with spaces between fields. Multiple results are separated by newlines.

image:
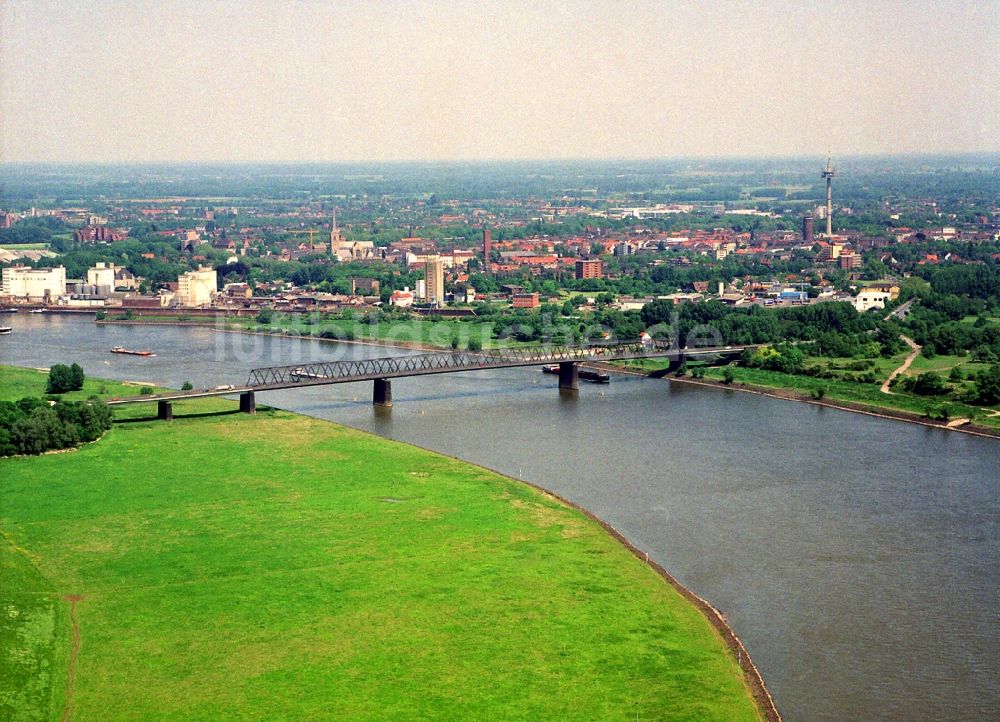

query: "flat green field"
xmin=1 ymin=368 xmax=762 ymax=720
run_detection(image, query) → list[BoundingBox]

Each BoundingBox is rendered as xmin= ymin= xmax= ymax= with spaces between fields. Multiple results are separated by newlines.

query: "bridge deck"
xmin=106 ymin=340 xmax=749 ymax=406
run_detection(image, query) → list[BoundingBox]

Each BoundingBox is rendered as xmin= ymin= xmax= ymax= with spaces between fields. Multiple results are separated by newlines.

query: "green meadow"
xmin=1 ymin=367 xmax=762 ymax=721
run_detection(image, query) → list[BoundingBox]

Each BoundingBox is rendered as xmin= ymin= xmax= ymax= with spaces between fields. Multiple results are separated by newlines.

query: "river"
xmin=2 ymin=314 xmax=998 ymax=722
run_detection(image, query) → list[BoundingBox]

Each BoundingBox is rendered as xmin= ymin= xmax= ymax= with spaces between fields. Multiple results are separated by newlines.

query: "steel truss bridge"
xmin=106 ymin=339 xmax=750 ymax=417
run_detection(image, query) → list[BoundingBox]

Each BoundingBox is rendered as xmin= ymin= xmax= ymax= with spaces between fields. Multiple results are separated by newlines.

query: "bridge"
xmin=106 ymin=339 xmax=751 ymax=419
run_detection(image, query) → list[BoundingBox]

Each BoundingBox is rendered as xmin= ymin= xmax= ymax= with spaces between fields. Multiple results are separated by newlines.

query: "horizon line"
xmin=3 ymin=151 xmax=1000 ymax=167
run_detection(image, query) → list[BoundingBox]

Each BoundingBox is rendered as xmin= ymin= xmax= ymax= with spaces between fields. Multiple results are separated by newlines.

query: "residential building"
xmin=853 ymin=289 xmax=892 ymax=312
xmin=512 ymin=292 xmax=540 ymax=309
xmin=425 ymin=258 xmax=445 ymax=307
xmin=176 ymin=266 xmax=218 ymax=307
xmin=575 ymin=259 xmax=602 ymax=280
xmin=350 ymin=277 xmax=380 ymax=295
xmin=838 ymin=251 xmax=861 ymax=270
xmin=389 ymin=287 xmax=414 ymax=308
xmin=1 ymin=265 xmax=66 ymax=300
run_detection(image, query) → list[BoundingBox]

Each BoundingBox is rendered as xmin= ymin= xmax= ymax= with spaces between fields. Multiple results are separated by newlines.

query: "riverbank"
xmin=0 ymin=366 xmax=772 ymax=721
xmin=600 ymin=361 xmax=1000 ymax=441
xmin=97 ymin=313 xmax=503 ymax=351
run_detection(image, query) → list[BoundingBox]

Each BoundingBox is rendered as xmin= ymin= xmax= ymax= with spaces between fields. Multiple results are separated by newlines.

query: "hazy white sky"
xmin=1 ymin=0 xmax=998 ymax=162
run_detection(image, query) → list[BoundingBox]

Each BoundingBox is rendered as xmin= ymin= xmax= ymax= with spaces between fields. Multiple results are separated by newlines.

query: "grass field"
xmin=225 ymin=315 xmax=515 ymax=350
xmin=0 ymin=366 xmax=158 ymax=404
xmin=1 ymin=367 xmax=763 ymax=721
xmin=0 ymin=243 xmax=51 ymax=251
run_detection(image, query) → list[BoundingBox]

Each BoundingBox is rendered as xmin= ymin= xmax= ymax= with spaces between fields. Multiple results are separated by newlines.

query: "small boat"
xmin=29 ymin=308 xmax=46 ymax=314
xmin=0 ymin=307 xmax=16 ymax=313
xmin=111 ymin=346 xmax=155 ymax=357
xmin=0 ymin=327 xmax=11 ymax=335
xmin=541 ymin=364 xmax=610 ymax=384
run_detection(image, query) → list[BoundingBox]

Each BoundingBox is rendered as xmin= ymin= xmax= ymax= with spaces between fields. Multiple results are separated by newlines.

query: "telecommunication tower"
xmin=821 ymin=157 xmax=836 ymax=236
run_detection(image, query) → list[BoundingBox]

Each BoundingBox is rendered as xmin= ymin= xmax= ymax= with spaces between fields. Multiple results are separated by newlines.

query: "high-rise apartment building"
xmin=424 ymin=258 xmax=445 ymax=307
xmin=575 ymin=259 xmax=602 ymax=280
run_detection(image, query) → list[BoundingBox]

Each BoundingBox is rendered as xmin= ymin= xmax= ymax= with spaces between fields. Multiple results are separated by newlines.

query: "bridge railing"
xmin=246 ymin=339 xmax=672 ymax=387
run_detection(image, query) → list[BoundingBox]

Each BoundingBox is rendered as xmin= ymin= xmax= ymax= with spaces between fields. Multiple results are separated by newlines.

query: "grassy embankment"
xmin=100 ymin=313 xmax=518 ymax=350
xmin=620 ymin=352 xmax=1000 ymax=431
xmin=1 ymin=366 xmax=764 ymax=721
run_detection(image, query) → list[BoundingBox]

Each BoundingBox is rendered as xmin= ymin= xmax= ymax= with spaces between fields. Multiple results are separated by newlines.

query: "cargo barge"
xmin=541 ymin=364 xmax=610 ymax=384
xmin=111 ymin=346 xmax=155 ymax=357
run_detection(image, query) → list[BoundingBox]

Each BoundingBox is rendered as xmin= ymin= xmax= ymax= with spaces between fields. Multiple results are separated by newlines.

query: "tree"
xmin=70 ymin=363 xmax=85 ymax=391
xmin=722 ymin=367 xmax=736 ymax=385
xmin=972 ymin=364 xmax=1000 ymax=406
xmin=47 ymin=364 xmax=84 ymax=394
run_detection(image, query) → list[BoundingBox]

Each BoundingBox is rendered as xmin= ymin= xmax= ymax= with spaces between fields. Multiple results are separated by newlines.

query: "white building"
xmin=389 ymin=287 xmax=414 ymax=308
xmin=86 ymin=262 xmax=119 ymax=296
xmin=853 ymin=289 xmax=892 ymax=313
xmin=1 ymin=265 xmax=66 ymax=301
xmin=176 ymin=266 xmax=217 ymax=307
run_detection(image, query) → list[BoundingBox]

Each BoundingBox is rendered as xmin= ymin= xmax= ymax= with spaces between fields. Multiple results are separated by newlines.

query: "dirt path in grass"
xmin=881 ymin=335 xmax=921 ymax=394
xmin=61 ymin=594 xmax=84 ymax=722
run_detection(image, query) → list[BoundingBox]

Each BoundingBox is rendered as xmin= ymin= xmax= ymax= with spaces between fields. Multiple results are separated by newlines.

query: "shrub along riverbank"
xmin=0 ymin=367 xmax=767 ymax=721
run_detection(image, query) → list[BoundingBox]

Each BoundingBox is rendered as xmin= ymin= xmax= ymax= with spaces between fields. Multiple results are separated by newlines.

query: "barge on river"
xmin=541 ymin=364 xmax=610 ymax=384
xmin=111 ymin=346 xmax=155 ymax=357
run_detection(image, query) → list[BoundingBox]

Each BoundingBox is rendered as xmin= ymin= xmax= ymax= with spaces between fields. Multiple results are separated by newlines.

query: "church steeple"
xmin=329 ymin=206 xmax=344 ymax=251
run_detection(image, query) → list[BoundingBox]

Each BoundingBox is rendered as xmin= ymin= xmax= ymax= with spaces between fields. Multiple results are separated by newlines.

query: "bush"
xmin=468 ymin=338 xmax=482 ymax=352
xmin=181 ymin=381 xmax=194 ymax=391
xmin=722 ymin=367 xmax=736 ymax=385
xmin=46 ymin=363 xmax=85 ymax=394
xmin=139 ymin=386 xmax=154 ymax=395
xmin=900 ymin=372 xmax=948 ymax=396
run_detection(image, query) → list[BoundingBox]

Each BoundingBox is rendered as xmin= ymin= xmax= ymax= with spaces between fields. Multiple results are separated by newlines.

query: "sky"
xmin=1 ymin=0 xmax=998 ymax=163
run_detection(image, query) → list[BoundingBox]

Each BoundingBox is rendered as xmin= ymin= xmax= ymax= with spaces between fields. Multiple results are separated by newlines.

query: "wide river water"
xmin=2 ymin=314 xmax=998 ymax=721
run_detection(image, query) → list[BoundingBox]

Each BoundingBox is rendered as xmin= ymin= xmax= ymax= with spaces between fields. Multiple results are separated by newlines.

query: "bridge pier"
xmin=373 ymin=378 xmax=392 ymax=407
xmin=239 ymin=391 xmax=256 ymax=414
xmin=558 ymin=362 xmax=579 ymax=391
xmin=667 ymin=352 xmax=687 ymax=373
xmin=157 ymin=400 xmax=173 ymax=421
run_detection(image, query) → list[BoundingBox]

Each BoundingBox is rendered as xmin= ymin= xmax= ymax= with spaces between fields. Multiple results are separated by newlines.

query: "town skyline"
xmin=2 ymin=0 xmax=998 ymax=164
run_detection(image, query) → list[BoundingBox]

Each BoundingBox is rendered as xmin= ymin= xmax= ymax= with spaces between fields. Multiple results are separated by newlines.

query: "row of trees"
xmin=640 ymin=299 xmax=887 ymax=353
xmin=0 ymin=397 xmax=113 ymax=457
